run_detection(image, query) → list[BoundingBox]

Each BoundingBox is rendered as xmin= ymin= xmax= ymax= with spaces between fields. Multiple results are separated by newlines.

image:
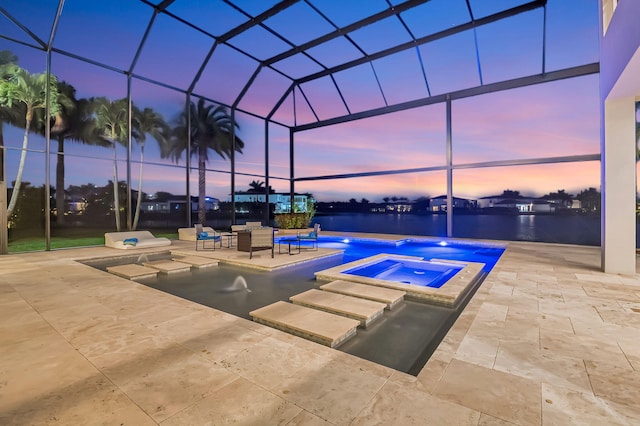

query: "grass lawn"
xmin=8 ymin=228 xmax=179 ymax=253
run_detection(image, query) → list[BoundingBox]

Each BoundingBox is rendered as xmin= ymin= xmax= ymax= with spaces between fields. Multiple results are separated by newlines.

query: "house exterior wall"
xmin=599 ymin=0 xmax=640 ymax=274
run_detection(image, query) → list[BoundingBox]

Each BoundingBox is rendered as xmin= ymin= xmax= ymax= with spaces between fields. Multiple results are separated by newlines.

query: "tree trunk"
xmin=0 ymin=123 xmax=6 ymax=254
xmin=7 ymin=108 xmax=32 ymax=216
xmin=112 ymin=143 xmax=120 ymax=231
xmin=0 ymin=122 xmax=5 ymax=182
xmin=55 ymin=136 xmax=65 ymax=225
xmin=198 ymin=153 xmax=206 ymax=226
xmin=132 ymin=143 xmax=144 ymax=230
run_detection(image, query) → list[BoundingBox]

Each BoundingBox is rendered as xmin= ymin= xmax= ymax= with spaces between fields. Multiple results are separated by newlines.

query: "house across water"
xmin=233 ymin=192 xmax=313 ymax=213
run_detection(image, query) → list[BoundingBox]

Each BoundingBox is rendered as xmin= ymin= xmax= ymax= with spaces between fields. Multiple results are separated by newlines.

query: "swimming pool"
xmin=342 ymin=257 xmax=463 ymax=288
xmin=83 ymin=235 xmax=505 ymax=375
xmin=277 ymin=236 xmax=505 ymax=272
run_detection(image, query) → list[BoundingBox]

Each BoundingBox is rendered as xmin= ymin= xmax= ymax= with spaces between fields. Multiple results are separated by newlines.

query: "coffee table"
xmin=219 ymin=232 xmax=236 ymax=248
xmin=278 ymin=238 xmax=300 ymax=255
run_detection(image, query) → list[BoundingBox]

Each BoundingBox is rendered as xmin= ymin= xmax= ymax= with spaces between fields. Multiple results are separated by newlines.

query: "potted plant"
xmin=274 ymin=198 xmax=316 ymax=235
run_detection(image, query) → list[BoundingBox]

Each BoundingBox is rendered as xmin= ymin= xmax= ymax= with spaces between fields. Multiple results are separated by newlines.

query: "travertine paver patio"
xmin=0 ymin=236 xmax=639 ymax=425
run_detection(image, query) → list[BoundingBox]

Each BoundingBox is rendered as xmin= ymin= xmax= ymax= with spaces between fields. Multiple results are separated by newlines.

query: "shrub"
xmin=274 ymin=212 xmax=313 ymax=229
xmin=274 ymin=197 xmax=316 ymax=229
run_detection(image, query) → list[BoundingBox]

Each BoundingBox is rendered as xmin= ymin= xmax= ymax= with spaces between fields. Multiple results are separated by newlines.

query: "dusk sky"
xmin=0 ymin=0 xmax=605 ymax=203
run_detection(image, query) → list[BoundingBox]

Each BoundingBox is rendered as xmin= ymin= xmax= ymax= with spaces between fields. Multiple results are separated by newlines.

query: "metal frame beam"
xmin=219 ymin=0 xmax=300 ymax=43
xmin=0 ymin=5 xmax=47 ymax=48
xmin=294 ymin=1 xmax=546 ymax=86
xmin=265 ymin=0 xmax=431 ymax=66
xmin=293 ymin=154 xmax=601 ymax=183
xmin=293 ymin=62 xmax=598 ymax=132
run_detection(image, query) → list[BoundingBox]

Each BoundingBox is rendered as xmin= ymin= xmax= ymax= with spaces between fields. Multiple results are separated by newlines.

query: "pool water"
xmin=278 ymin=236 xmax=505 ymax=272
xmin=83 ymin=235 xmax=505 ymax=375
xmin=343 ymin=258 xmax=463 ymax=288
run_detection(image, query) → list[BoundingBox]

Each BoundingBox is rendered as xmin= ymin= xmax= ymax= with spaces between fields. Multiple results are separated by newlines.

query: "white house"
xmin=141 ymin=196 xmax=219 ymax=213
xmin=430 ymin=195 xmax=477 ymax=212
xmin=386 ymin=203 xmax=412 ymax=213
xmin=233 ymin=192 xmax=312 ymax=213
xmin=494 ymin=199 xmax=555 ymax=213
xmin=478 ymin=195 xmax=561 ymax=213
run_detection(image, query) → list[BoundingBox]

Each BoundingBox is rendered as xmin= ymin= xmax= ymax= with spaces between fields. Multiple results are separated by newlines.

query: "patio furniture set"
xmin=105 ymin=223 xmax=320 ymax=259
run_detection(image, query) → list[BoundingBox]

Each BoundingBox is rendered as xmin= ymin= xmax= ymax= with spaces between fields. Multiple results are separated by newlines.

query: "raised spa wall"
xmin=314 ymin=254 xmax=485 ymax=308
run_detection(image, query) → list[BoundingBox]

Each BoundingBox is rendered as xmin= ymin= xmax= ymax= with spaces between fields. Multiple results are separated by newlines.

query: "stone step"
xmin=249 ymin=301 xmax=359 ymax=348
xmin=171 ymin=255 xmax=219 ymax=268
xmin=319 ymin=280 xmax=405 ymax=309
xmin=142 ymin=260 xmax=192 ymax=274
xmin=290 ymin=289 xmax=386 ymax=328
xmin=106 ymin=264 xmax=158 ymax=280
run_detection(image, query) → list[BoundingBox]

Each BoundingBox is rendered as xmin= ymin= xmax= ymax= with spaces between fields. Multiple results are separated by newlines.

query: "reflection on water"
xmin=516 ymin=215 xmax=536 ymax=241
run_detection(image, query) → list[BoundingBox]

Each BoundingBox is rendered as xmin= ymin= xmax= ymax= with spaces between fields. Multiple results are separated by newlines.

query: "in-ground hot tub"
xmin=315 ymin=254 xmax=486 ymax=307
xmin=342 ymin=257 xmax=463 ymax=288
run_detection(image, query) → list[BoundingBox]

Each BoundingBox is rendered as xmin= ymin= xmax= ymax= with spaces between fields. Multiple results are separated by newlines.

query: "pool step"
xmin=319 ymin=280 xmax=405 ymax=309
xmin=142 ymin=260 xmax=192 ymax=274
xmin=171 ymin=255 xmax=219 ymax=268
xmin=106 ymin=264 xmax=159 ymax=280
xmin=250 ymin=301 xmax=360 ymax=348
xmin=290 ymin=289 xmax=386 ymax=328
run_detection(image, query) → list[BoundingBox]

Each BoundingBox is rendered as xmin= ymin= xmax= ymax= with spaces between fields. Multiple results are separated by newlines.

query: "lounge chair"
xmin=178 ymin=226 xmax=216 ymax=241
xmin=297 ymin=223 xmax=320 ymax=250
xmin=195 ymin=224 xmax=221 ymax=251
xmin=104 ymin=230 xmax=171 ymax=250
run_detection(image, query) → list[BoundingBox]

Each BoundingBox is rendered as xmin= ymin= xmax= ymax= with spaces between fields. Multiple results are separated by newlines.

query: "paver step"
xmin=249 ymin=301 xmax=359 ymax=348
xmin=106 ymin=264 xmax=158 ymax=280
xmin=171 ymin=255 xmax=219 ymax=268
xmin=290 ymin=289 xmax=386 ymax=328
xmin=319 ymin=280 xmax=405 ymax=309
xmin=142 ymin=260 xmax=191 ymax=274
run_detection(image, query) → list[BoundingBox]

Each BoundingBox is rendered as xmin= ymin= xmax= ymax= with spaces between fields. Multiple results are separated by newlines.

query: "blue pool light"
xmin=438 ymin=241 xmax=448 ymax=246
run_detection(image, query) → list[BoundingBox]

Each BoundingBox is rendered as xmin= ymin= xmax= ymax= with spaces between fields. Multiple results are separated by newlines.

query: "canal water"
xmin=313 ymin=213 xmax=605 ymax=246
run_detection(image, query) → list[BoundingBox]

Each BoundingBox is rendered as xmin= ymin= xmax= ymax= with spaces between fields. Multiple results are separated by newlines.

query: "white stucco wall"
xmin=600 ymin=0 xmax=640 ymax=274
xmin=600 ymin=0 xmax=640 ymax=98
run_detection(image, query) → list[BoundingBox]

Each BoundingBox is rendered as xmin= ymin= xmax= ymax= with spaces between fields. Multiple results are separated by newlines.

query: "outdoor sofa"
xmin=230 ymin=221 xmax=263 ymax=233
xmin=104 ymin=230 xmax=171 ymax=250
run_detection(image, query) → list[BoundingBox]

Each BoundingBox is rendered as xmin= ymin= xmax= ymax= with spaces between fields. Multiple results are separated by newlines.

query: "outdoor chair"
xmin=236 ymin=227 xmax=274 ymax=259
xmin=297 ymin=223 xmax=320 ymax=250
xmin=195 ymin=224 xmax=222 ymax=251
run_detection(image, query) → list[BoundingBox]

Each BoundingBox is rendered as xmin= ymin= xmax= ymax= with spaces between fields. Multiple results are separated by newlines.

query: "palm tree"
xmin=543 ymin=189 xmax=574 ymax=208
xmin=164 ymin=98 xmax=244 ymax=225
xmin=48 ymin=83 xmax=109 ymax=224
xmin=92 ymin=97 xmax=128 ymax=231
xmin=577 ymin=187 xmax=601 ymax=213
xmin=131 ymin=106 xmax=170 ymax=229
xmin=247 ymin=180 xmax=265 ymax=193
xmin=0 ymin=64 xmax=59 ymax=216
xmin=0 ymin=50 xmax=20 ymax=181
xmin=247 ymin=180 xmax=275 ymax=194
